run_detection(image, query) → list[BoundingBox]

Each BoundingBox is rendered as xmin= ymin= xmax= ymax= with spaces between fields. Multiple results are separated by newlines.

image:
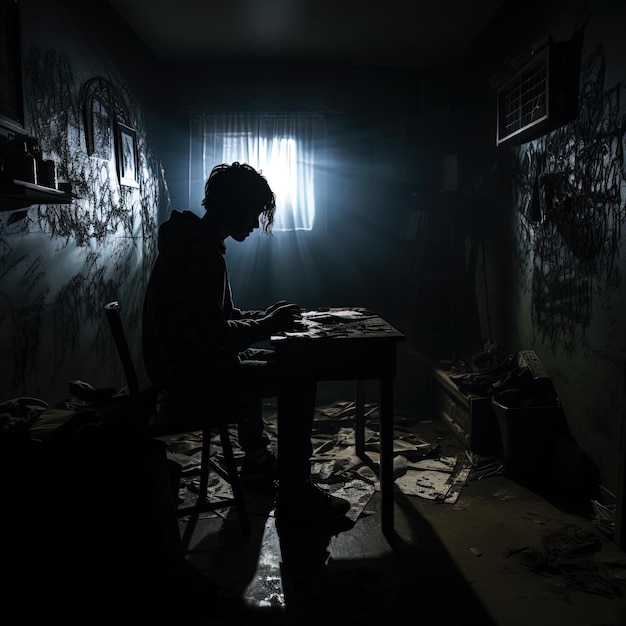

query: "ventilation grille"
xmin=496 ymin=38 xmax=581 ymax=146
xmin=499 ymin=51 xmax=548 ymax=141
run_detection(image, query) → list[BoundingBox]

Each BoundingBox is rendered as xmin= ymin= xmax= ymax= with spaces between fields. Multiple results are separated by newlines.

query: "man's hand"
xmin=264 ymin=300 xmax=298 ymax=316
xmin=262 ymin=301 xmax=301 ymax=334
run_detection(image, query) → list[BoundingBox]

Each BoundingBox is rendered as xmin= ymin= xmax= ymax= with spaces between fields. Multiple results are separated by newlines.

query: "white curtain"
xmin=189 ymin=112 xmax=326 ymax=231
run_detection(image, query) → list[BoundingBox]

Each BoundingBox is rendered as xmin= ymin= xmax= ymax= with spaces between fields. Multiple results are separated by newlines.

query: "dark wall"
xmin=152 ymin=62 xmax=458 ymax=408
xmin=6 ymin=0 xmax=624 ymax=499
xmin=157 ymin=61 xmax=455 ymax=355
xmin=454 ymin=0 xmax=626 ymax=495
xmin=0 ymin=0 xmax=168 ymax=402
xmin=1 ymin=0 xmax=456 ymax=410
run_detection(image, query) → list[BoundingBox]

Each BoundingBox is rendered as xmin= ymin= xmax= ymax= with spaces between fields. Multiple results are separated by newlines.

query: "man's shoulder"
xmin=159 ymin=209 xmax=198 ymax=237
xmin=163 ymin=211 xmax=219 ymax=243
xmin=166 ymin=209 xmax=201 ymax=225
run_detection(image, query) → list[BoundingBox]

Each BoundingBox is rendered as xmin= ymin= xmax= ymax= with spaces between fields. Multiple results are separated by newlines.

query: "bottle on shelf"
xmin=26 ymin=137 xmax=47 ymax=187
xmin=44 ymin=159 xmax=58 ymax=189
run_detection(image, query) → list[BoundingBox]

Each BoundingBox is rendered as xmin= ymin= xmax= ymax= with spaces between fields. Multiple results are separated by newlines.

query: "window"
xmin=189 ymin=113 xmax=326 ymax=231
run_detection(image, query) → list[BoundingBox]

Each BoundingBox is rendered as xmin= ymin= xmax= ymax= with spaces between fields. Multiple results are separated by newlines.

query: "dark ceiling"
xmin=106 ymin=0 xmax=506 ymax=67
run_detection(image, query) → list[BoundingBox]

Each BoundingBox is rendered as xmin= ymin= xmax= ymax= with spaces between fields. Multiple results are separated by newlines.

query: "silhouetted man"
xmin=142 ymin=161 xmax=350 ymax=526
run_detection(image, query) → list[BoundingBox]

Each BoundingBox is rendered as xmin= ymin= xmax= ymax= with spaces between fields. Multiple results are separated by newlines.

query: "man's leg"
xmin=234 ymin=355 xmax=351 ymax=523
xmin=235 ymin=354 xmax=315 ymax=485
xmin=236 ymin=355 xmax=278 ymax=478
xmin=237 ymin=395 xmax=271 ymax=454
xmin=273 ymin=374 xmax=351 ymax=525
xmin=276 ymin=376 xmax=316 ymax=492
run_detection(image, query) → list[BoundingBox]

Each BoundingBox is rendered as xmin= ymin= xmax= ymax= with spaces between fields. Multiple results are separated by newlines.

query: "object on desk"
xmin=323 ymin=308 xmax=374 ymax=320
xmin=274 ymin=307 xmax=402 ymax=342
xmin=303 ymin=308 xmax=367 ymax=319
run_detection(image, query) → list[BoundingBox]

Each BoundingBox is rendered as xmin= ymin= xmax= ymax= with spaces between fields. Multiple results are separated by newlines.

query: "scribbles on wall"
xmin=513 ymin=45 xmax=625 ymax=355
xmin=3 ymin=253 xmax=48 ymax=390
xmin=0 ymin=44 xmax=165 ymax=398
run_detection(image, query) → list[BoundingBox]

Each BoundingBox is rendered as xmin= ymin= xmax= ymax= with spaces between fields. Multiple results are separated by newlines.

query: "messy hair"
xmin=201 ymin=162 xmax=276 ymax=234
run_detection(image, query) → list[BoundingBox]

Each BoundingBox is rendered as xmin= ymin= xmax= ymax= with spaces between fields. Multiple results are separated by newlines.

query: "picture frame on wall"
xmin=114 ymin=121 xmax=139 ymax=187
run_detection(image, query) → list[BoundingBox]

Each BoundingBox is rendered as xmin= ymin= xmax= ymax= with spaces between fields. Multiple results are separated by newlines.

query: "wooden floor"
xmin=170 ymin=382 xmax=626 ymax=625
xmin=8 ymin=381 xmax=626 ymax=625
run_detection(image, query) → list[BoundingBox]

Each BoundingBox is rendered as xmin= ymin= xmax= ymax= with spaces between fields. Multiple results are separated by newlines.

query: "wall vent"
xmin=496 ymin=36 xmax=581 ymax=146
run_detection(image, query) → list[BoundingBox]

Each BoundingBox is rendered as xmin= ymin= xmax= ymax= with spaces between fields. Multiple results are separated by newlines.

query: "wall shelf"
xmin=0 ymin=121 xmax=75 ymax=212
xmin=0 ymin=178 xmax=75 ymax=211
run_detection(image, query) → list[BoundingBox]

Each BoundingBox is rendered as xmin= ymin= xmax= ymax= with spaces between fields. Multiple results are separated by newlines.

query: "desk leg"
xmin=380 ymin=376 xmax=394 ymax=539
xmin=355 ymin=380 xmax=365 ymax=458
xmin=276 ymin=386 xmax=290 ymax=495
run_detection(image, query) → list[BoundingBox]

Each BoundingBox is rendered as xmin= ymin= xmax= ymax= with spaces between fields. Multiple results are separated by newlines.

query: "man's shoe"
xmin=275 ymin=479 xmax=351 ymax=525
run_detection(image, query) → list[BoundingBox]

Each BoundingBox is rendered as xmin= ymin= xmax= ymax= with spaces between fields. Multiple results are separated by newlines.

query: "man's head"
xmin=202 ymin=162 xmax=276 ymax=242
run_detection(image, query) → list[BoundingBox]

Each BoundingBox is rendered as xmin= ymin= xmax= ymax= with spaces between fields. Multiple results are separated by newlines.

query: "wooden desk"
xmin=270 ymin=307 xmax=404 ymax=540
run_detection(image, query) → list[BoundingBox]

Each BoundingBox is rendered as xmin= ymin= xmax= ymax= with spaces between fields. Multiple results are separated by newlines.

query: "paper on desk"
xmin=302 ymin=308 xmax=373 ymax=321
xmin=325 ymin=309 xmax=369 ymax=319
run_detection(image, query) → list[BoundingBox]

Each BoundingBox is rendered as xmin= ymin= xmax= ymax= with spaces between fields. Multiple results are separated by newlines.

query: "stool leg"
xmin=355 ymin=379 xmax=365 ymax=459
xmin=219 ymin=426 xmax=251 ymax=537
xmin=197 ymin=428 xmax=211 ymax=506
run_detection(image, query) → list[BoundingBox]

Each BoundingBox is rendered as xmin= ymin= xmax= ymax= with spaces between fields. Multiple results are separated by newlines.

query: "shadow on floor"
xmin=178 ymin=477 xmax=497 ymax=625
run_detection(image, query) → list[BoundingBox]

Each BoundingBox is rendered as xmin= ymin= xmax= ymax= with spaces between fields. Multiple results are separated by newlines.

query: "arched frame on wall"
xmin=80 ymin=76 xmax=137 ymax=186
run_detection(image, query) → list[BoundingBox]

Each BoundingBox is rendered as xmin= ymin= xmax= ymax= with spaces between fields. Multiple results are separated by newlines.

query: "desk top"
xmin=270 ymin=307 xmax=404 ymax=343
